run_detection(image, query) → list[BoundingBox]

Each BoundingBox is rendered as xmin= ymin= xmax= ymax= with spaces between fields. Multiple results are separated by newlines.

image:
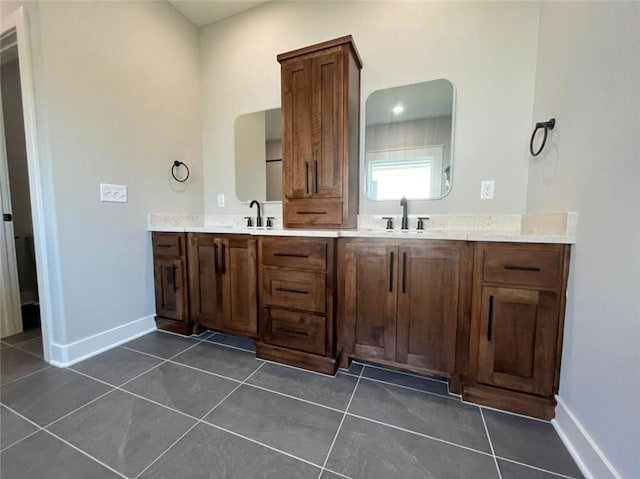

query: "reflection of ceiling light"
xmin=392 ymin=104 xmax=404 ymax=115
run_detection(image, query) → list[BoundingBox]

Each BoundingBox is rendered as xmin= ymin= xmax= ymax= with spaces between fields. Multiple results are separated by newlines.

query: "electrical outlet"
xmin=100 ymin=183 xmax=127 ymax=203
xmin=480 ymin=180 xmax=495 ymax=200
xmin=217 ymin=194 xmax=225 ymax=208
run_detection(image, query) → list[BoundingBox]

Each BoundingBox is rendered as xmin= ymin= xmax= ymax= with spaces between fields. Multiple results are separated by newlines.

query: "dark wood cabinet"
xmin=188 ymin=233 xmax=257 ymax=337
xmin=279 ymin=36 xmax=361 ymax=229
xmin=256 ymin=236 xmax=338 ymax=374
xmin=338 ymin=239 xmax=472 ymax=378
xmin=464 ymin=242 xmax=571 ymax=419
xmin=152 ymin=232 xmax=190 ymax=334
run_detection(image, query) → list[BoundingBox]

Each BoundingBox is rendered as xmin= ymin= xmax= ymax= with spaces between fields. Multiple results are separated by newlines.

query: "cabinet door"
xmin=311 ymin=47 xmax=344 ymax=198
xmin=343 ymin=242 xmax=398 ymax=361
xmin=477 ymin=287 xmax=559 ymax=396
xmin=218 ymin=237 xmax=258 ymax=337
xmin=396 ymin=243 xmax=461 ymax=374
xmin=188 ymin=234 xmax=222 ymax=330
xmin=282 ymin=57 xmax=313 ymax=199
xmin=154 ymin=257 xmax=187 ymax=322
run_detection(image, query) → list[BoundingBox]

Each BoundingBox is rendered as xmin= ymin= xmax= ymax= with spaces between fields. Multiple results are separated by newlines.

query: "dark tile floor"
xmin=0 ymin=329 xmax=584 ymax=479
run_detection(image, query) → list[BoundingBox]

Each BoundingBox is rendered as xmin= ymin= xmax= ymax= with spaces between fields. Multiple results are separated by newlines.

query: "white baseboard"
xmin=48 ymin=315 xmax=156 ymax=367
xmin=553 ymin=396 xmax=621 ymax=479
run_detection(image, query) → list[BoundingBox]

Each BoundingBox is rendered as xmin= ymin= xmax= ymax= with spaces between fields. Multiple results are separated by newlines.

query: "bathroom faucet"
xmin=400 ymin=197 xmax=408 ymax=230
xmin=249 ymin=200 xmax=262 ymax=227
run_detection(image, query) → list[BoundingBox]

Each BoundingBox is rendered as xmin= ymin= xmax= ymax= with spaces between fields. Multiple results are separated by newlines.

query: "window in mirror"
xmin=235 ymin=108 xmax=282 ymax=202
xmin=365 ymin=79 xmax=454 ymax=201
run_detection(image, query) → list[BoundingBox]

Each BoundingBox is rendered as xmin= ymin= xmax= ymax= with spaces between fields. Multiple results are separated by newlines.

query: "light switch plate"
xmin=217 ymin=194 xmax=225 ymax=208
xmin=100 ymin=183 xmax=127 ymax=203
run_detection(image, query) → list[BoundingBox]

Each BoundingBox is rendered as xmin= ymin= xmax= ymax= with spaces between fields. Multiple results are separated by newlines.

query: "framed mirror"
xmin=364 ymin=79 xmax=455 ymax=201
xmin=235 ymin=108 xmax=282 ymax=202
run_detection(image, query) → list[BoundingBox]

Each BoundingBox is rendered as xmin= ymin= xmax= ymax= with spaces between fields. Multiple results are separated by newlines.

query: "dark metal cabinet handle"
xmin=274 ymin=287 xmax=308 ymax=295
xmin=314 ymin=161 xmax=318 ymax=194
xmin=171 ymin=265 xmax=177 ymax=292
xmin=274 ymin=253 xmax=309 ymax=258
xmin=305 ymin=162 xmax=310 ymax=194
xmin=213 ymin=244 xmax=219 ymax=274
xmin=504 ymin=265 xmax=541 ymax=272
xmin=402 ymin=252 xmax=407 ymax=294
xmin=221 ymin=243 xmax=227 ymax=274
xmin=389 ymin=251 xmax=394 ymax=292
xmin=295 ymin=211 xmax=327 ymax=215
xmin=487 ymin=295 xmax=494 ymax=341
xmin=275 ymin=327 xmax=309 ymax=337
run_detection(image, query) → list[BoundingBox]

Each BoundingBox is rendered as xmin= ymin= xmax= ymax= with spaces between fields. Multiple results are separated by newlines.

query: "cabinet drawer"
xmin=263 ymin=308 xmax=326 ymax=356
xmin=482 ymin=248 xmax=561 ymax=288
xmin=152 ymin=233 xmax=184 ymax=258
xmin=261 ymin=237 xmax=327 ymax=271
xmin=284 ymin=199 xmax=343 ymax=227
xmin=262 ymin=269 xmax=326 ymax=313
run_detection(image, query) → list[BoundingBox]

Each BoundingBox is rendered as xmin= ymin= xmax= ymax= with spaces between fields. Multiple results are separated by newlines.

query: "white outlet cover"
xmin=217 ymin=194 xmax=225 ymax=208
xmin=100 ymin=183 xmax=127 ymax=203
xmin=480 ymin=180 xmax=495 ymax=200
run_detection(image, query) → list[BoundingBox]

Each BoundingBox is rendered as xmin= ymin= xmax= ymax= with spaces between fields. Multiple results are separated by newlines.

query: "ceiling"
xmin=168 ymin=1 xmax=269 ymax=28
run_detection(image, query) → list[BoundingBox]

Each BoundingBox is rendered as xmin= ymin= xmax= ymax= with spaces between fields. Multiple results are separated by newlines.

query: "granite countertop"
xmin=147 ymin=212 xmax=577 ymax=244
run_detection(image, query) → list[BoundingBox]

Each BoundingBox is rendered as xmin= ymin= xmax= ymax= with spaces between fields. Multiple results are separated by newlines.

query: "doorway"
xmin=0 ymin=29 xmax=42 ymax=354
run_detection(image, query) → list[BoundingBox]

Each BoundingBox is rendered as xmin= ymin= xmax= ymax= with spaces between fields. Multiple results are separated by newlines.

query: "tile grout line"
xmin=358 ymin=374 xmax=456 ymax=401
xmin=495 ymin=456 xmax=582 ymax=479
xmin=477 ymin=403 xmax=551 ymax=423
xmin=0 ymin=428 xmax=41 ymax=453
xmin=3 ymin=332 xmax=573 ymax=478
xmin=361 ymin=362 xmax=449 ymax=384
xmin=200 ymin=420 xmax=324 ymax=471
xmin=2 ymin=334 xmax=579 ymax=479
xmin=47 ymin=337 xmax=211 ymax=429
xmin=346 ymin=411 xmax=495 ymax=459
xmin=133 ymin=361 xmax=267 ymax=479
xmin=317 ymin=366 xmax=365 ymax=479
xmin=480 ymin=406 xmax=503 ymax=479
xmin=0 ymin=403 xmax=128 ymax=479
xmin=0 ymin=364 xmax=52 ymax=387
xmin=5 ymin=340 xmax=44 ymax=360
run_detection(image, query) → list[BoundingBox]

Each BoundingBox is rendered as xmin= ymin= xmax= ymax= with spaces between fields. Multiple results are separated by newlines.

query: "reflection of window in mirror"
xmin=235 ymin=108 xmax=282 ymax=202
xmin=365 ymin=79 xmax=454 ymax=201
xmin=368 ymin=146 xmax=444 ymax=200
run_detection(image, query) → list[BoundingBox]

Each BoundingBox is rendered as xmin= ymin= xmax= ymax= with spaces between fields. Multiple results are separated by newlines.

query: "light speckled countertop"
xmin=148 ymin=213 xmax=577 ymax=244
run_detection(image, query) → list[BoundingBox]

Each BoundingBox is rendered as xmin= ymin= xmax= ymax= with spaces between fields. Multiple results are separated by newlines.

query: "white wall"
xmin=200 ymin=1 xmax=539 ymax=216
xmin=527 ymin=3 xmax=640 ymax=478
xmin=1 ymin=1 xmax=203 ymax=352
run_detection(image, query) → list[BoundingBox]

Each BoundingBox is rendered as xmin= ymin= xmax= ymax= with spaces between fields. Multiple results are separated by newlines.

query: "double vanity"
xmin=151 ymin=35 xmax=576 ymax=421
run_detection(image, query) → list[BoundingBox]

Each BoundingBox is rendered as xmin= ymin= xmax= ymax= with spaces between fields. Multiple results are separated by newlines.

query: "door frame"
xmin=1 ymin=7 xmax=54 ymax=362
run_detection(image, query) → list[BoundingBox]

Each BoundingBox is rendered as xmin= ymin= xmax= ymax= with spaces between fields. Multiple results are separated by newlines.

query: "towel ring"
xmin=529 ymin=118 xmax=556 ymax=156
xmin=171 ymin=161 xmax=190 ymax=183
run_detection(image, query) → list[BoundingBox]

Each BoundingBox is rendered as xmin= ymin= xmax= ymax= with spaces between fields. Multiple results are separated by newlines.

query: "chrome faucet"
xmin=400 ymin=197 xmax=409 ymax=230
xmin=249 ymin=200 xmax=262 ymax=227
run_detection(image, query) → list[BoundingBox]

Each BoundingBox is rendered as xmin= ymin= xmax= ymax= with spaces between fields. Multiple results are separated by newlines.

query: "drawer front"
xmin=261 ymin=237 xmax=327 ymax=271
xmin=262 ymin=308 xmax=326 ymax=356
xmin=284 ymin=199 xmax=343 ymax=227
xmin=152 ymin=232 xmax=184 ymax=258
xmin=262 ymin=269 xmax=326 ymax=313
xmin=482 ymin=248 xmax=561 ymax=288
